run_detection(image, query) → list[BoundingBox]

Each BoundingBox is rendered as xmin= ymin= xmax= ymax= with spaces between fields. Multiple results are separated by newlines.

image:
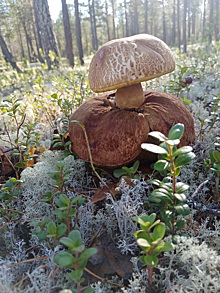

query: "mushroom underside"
xmin=68 ymin=91 xmax=195 ymax=167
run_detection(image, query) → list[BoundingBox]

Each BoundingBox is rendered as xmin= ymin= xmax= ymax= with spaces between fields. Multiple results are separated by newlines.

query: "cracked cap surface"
xmin=89 ymin=34 xmax=175 ymax=93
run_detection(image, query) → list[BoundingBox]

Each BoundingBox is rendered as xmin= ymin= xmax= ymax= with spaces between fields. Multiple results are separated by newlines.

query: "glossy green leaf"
xmin=132 ymin=160 xmax=140 ymax=173
xmin=175 ymin=152 xmax=196 ymax=167
xmin=150 ymin=190 xmax=172 ymax=203
xmin=54 ymin=251 xmax=75 ymax=268
xmin=168 ymin=123 xmax=184 ymax=140
xmin=67 ymin=269 xmax=83 ymax=281
xmin=174 ymin=193 xmax=186 ymax=202
xmin=212 ymin=150 xmax=220 ymax=162
xmin=133 ymin=213 xmax=156 ymax=226
xmin=175 ymin=219 xmax=186 ymax=231
xmin=141 ymin=143 xmax=168 ymax=154
xmin=140 ymin=255 xmax=158 ymax=267
xmin=174 ymin=204 xmax=190 ymax=216
xmin=47 ymin=222 xmax=57 ymax=235
xmin=137 ymin=238 xmax=151 ymax=247
xmin=176 ymin=182 xmax=189 ymax=193
xmin=79 ymin=248 xmax=97 ymax=261
xmin=154 ymin=241 xmax=174 ymax=255
xmin=173 ymin=146 xmax=193 ymax=157
xmin=148 ymin=131 xmax=166 ymax=142
xmin=151 ymin=223 xmax=166 ymax=241
xmin=173 ymin=167 xmax=181 ymax=177
xmin=165 ymin=139 xmax=180 ymax=146
xmin=64 ymin=141 xmax=71 ymax=147
xmin=150 ymin=179 xmax=162 ymax=186
xmin=57 ymin=223 xmax=67 ymax=238
xmin=68 ymin=230 xmax=82 ymax=243
xmin=134 ymin=231 xmax=152 ymax=244
xmin=74 ymin=244 xmax=85 ymax=253
xmin=60 ymin=237 xmax=75 ymax=249
xmin=113 ymin=168 xmax=128 ymax=178
xmin=154 ymin=160 xmax=170 ymax=172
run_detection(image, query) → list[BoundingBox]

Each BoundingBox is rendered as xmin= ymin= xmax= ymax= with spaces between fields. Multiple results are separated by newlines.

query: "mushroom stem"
xmin=115 ymin=83 xmax=144 ymax=109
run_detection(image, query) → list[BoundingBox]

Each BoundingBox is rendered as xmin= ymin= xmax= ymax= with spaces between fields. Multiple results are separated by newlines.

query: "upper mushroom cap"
xmin=89 ymin=34 xmax=175 ymax=93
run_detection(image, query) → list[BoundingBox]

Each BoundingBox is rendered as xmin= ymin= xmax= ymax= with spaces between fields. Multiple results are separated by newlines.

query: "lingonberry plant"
xmin=30 ymin=161 xmax=85 ymax=247
xmin=204 ymin=149 xmax=220 ymax=203
xmin=133 ymin=213 xmax=173 ymax=286
xmin=141 ymin=124 xmax=195 ymax=237
xmin=55 ymin=230 xmax=97 ymax=293
xmin=113 ymin=160 xmax=140 ymax=179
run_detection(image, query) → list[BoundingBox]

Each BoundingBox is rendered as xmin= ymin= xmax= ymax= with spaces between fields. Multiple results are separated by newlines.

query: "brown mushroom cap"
xmin=68 ymin=91 xmax=195 ymax=167
xmin=68 ymin=94 xmax=149 ymax=167
xmin=140 ymin=91 xmax=195 ymax=147
xmin=89 ymin=34 xmax=175 ymax=93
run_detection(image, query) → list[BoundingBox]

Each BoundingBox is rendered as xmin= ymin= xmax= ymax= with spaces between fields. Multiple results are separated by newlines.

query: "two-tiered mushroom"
xmin=68 ymin=34 xmax=195 ymax=167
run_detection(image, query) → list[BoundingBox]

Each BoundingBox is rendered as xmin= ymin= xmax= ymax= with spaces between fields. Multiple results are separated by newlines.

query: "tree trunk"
xmin=132 ymin=0 xmax=139 ymax=35
xmin=31 ymin=0 xmax=44 ymax=63
xmin=88 ymin=0 xmax=98 ymax=51
xmin=177 ymin=0 xmax=181 ymax=51
xmin=74 ymin=0 xmax=84 ymax=65
xmin=124 ymin=0 xmax=129 ymax=36
xmin=105 ymin=0 xmax=110 ymax=40
xmin=22 ymin=18 xmax=36 ymax=62
xmin=162 ymin=0 xmax=166 ymax=42
xmin=214 ymin=0 xmax=219 ymax=41
xmin=187 ymin=3 xmax=191 ymax=40
xmin=183 ymin=0 xmax=187 ymax=52
xmin=111 ymin=0 xmax=116 ymax=39
xmin=0 ymin=33 xmax=22 ymax=72
xmin=144 ymin=0 xmax=149 ymax=33
xmin=17 ymin=24 xmax=25 ymax=59
xmin=203 ymin=0 xmax=206 ymax=39
xmin=33 ymin=0 xmax=59 ymax=69
xmin=171 ymin=0 xmax=176 ymax=45
xmin=61 ymin=0 xmax=74 ymax=67
xmin=209 ymin=0 xmax=214 ymax=43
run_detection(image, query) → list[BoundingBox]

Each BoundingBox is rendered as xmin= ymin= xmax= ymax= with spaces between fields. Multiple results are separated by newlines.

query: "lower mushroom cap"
xmin=68 ymin=93 xmax=149 ymax=167
xmin=140 ymin=91 xmax=195 ymax=147
xmin=68 ymin=91 xmax=195 ymax=167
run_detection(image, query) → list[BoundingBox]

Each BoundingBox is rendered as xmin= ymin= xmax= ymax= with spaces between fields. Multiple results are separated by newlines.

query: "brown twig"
xmin=84 ymin=267 xmax=126 ymax=289
xmin=8 ymin=255 xmax=49 ymax=267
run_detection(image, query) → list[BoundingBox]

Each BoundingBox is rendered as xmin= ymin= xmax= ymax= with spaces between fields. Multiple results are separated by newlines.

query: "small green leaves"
xmin=134 ymin=213 xmax=173 ymax=270
xmin=154 ymin=160 xmax=170 ymax=172
xmin=148 ymin=131 xmax=166 ymax=142
xmin=153 ymin=241 xmax=174 ymax=255
xmin=175 ymin=152 xmax=196 ymax=167
xmin=140 ymin=255 xmax=158 ymax=267
xmin=172 ymin=146 xmax=193 ymax=157
xmin=55 ymin=229 xmax=97 ymax=288
xmin=47 ymin=222 xmax=57 ymax=236
xmin=141 ymin=144 xmax=168 ymax=154
xmin=141 ymin=124 xmax=194 ymax=237
xmin=209 ymin=149 xmax=220 ymax=162
xmin=113 ymin=160 xmax=140 ymax=179
xmin=168 ymin=123 xmax=184 ymax=140
xmin=57 ymin=223 xmax=67 ymax=238
xmin=150 ymin=223 xmax=166 ymax=242
xmin=54 ymin=251 xmax=75 ymax=268
xmin=137 ymin=238 xmax=151 ymax=247
xmin=175 ymin=219 xmax=186 ymax=231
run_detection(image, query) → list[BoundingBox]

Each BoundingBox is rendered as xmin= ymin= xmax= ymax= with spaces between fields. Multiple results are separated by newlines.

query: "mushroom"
xmin=89 ymin=34 xmax=175 ymax=109
xmin=68 ymin=34 xmax=195 ymax=168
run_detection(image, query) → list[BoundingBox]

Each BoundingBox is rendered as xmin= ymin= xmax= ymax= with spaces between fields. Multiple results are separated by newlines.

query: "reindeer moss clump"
xmin=20 ymin=151 xmax=90 ymax=220
xmin=155 ymin=236 xmax=220 ymax=293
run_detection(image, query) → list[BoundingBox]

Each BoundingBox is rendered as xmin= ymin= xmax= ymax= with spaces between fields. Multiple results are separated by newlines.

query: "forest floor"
xmin=0 ymin=43 xmax=220 ymax=293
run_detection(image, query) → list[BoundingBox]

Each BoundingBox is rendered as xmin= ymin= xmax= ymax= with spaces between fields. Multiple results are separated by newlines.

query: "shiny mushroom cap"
xmin=89 ymin=34 xmax=175 ymax=109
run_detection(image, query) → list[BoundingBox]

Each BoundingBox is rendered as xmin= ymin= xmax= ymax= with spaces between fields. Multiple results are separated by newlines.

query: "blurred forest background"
xmin=0 ymin=0 xmax=219 ymax=70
